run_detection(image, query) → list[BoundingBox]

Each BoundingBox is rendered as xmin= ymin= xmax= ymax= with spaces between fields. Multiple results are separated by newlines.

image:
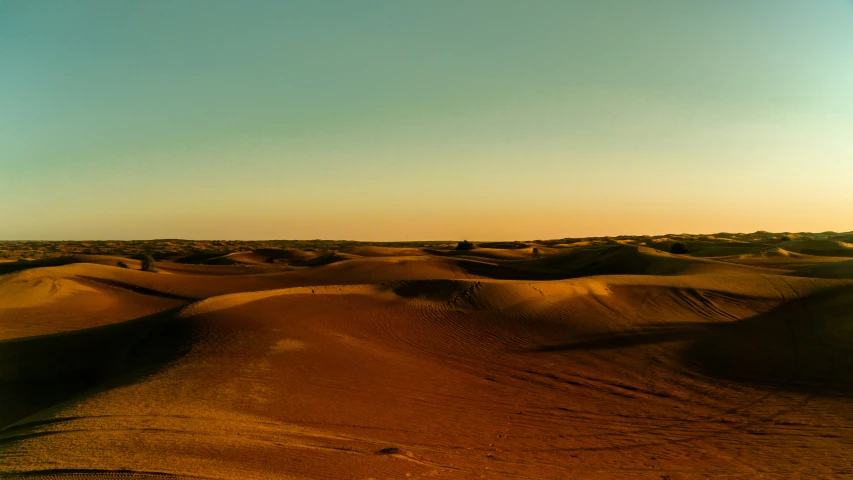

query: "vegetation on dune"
xmin=140 ymin=254 xmax=157 ymax=272
xmin=455 ymin=240 xmax=475 ymax=251
xmin=670 ymin=242 xmax=690 ymax=254
xmin=116 ymin=260 xmax=129 ymax=269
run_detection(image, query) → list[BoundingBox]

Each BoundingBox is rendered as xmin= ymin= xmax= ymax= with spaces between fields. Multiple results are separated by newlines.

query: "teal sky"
xmin=2 ymin=0 xmax=852 ymax=240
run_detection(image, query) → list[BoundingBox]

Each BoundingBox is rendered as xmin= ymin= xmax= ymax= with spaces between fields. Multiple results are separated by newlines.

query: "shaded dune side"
xmin=454 ymin=245 xmax=777 ymax=279
xmin=0 ymin=307 xmax=191 ymax=430
xmin=176 ymin=247 xmax=431 ymax=266
xmin=186 ymin=249 xmax=359 ymax=267
xmin=388 ymin=275 xmax=853 ymax=391
xmin=715 ymin=248 xmax=853 ymax=278
xmin=792 ymin=258 xmax=853 ymax=279
xmin=424 ymin=246 xmax=560 ymax=260
xmin=779 ymin=239 xmax=853 ymax=257
xmin=341 ymin=246 xmax=427 ymax=257
xmin=538 ymin=280 xmax=853 ymax=393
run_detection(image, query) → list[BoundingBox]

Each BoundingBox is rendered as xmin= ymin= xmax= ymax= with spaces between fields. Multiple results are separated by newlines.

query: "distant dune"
xmin=2 ymin=231 xmax=853 ymax=478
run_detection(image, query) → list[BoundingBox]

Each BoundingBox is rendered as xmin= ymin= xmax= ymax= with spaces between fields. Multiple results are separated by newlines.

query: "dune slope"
xmin=2 ymin=244 xmax=853 ymax=479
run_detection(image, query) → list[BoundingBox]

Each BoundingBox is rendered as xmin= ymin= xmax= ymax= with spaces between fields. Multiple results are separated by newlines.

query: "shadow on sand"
xmin=0 ymin=307 xmax=193 ymax=430
xmin=526 ymin=286 xmax=853 ymax=395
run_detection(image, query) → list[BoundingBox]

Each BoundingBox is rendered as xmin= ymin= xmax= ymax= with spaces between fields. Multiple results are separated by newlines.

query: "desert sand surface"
xmin=3 ymin=232 xmax=853 ymax=479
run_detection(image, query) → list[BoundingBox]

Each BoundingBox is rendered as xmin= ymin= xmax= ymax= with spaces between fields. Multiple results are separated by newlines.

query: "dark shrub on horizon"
xmin=455 ymin=240 xmax=475 ymax=251
xmin=670 ymin=242 xmax=689 ymax=254
xmin=117 ymin=260 xmax=129 ymax=269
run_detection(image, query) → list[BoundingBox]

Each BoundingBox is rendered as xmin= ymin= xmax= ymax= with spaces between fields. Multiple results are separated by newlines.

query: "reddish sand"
xmin=2 ymin=237 xmax=853 ymax=479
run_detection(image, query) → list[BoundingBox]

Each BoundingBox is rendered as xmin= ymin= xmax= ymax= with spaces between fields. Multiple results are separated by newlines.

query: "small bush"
xmin=532 ymin=247 xmax=541 ymax=258
xmin=455 ymin=240 xmax=475 ymax=251
xmin=780 ymin=235 xmax=791 ymax=242
xmin=117 ymin=260 xmax=129 ymax=269
xmin=140 ymin=254 xmax=156 ymax=272
xmin=670 ymin=242 xmax=689 ymax=254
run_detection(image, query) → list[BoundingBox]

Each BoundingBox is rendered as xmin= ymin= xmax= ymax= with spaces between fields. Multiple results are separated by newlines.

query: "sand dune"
xmin=779 ymin=239 xmax=853 ymax=257
xmin=454 ymin=244 xmax=777 ymax=280
xmin=3 ymin=234 xmax=853 ymax=478
xmin=178 ymin=248 xmax=360 ymax=267
xmin=341 ymin=246 xmax=427 ymax=257
xmin=0 ymin=266 xmax=185 ymax=340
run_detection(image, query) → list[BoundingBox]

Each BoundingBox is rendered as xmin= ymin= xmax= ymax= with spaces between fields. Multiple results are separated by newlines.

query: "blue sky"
xmin=1 ymin=0 xmax=852 ymax=239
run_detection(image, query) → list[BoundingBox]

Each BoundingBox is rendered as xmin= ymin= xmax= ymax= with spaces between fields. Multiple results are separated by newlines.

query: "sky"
xmin=1 ymin=0 xmax=852 ymax=240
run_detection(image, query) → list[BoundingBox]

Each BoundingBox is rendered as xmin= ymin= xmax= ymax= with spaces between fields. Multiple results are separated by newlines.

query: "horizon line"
xmin=2 ymin=230 xmax=850 ymax=243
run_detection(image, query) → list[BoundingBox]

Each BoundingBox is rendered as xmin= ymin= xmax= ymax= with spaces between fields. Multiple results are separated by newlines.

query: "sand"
xmin=2 ymin=234 xmax=853 ymax=479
